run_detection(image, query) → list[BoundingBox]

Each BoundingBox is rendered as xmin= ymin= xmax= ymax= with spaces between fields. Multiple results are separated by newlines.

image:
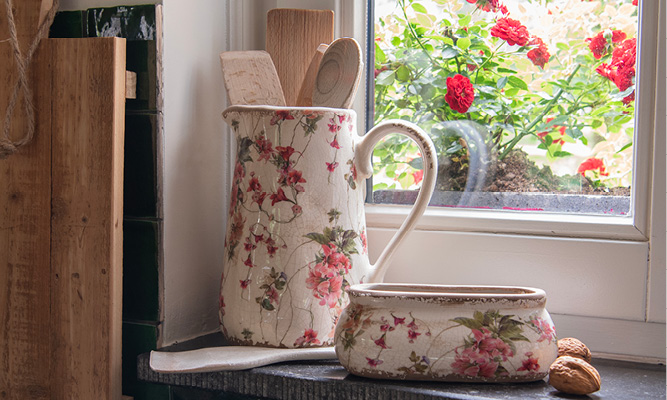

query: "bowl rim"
xmin=348 ymin=283 xmax=546 ymax=302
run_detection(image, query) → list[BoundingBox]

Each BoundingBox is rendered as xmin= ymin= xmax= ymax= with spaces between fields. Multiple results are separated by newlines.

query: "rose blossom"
xmin=491 ymin=18 xmax=530 ymax=46
xmin=445 ymin=74 xmax=475 ymax=114
xmin=527 ymin=37 xmax=550 ymax=68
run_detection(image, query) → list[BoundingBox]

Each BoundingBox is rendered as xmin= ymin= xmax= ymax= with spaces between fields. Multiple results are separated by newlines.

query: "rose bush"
xmin=372 ymin=0 xmax=638 ymax=192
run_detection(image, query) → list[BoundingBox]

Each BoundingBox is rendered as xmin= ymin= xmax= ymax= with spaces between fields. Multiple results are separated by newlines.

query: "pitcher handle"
xmin=356 ymin=120 xmax=437 ymax=283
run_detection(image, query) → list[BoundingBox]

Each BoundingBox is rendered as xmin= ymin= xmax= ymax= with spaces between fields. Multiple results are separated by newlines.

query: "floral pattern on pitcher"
xmin=220 ymin=108 xmax=371 ymax=348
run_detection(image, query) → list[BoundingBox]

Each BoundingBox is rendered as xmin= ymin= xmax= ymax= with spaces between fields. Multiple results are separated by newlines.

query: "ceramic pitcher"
xmin=219 ymin=105 xmax=436 ymax=348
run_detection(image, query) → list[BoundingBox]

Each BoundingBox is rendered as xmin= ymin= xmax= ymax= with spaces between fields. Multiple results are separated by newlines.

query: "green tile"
xmin=123 ymin=219 xmax=160 ymax=321
xmin=124 ymin=114 xmax=158 ymax=218
xmin=122 ymin=322 xmax=167 ymax=399
xmin=125 ymin=41 xmax=159 ymax=112
xmin=87 ymin=5 xmax=157 ymax=40
xmin=49 ymin=11 xmax=85 ymax=38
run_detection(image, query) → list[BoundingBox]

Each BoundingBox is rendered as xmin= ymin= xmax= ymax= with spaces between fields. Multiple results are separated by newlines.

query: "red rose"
xmin=578 ymin=158 xmax=609 ymax=177
xmin=445 ymin=74 xmax=475 ymax=113
xmin=586 ymin=33 xmax=608 ymax=59
xmin=611 ymin=30 xmax=627 ymax=43
xmin=632 ymin=0 xmax=638 ymax=5
xmin=491 ymin=18 xmax=530 ymax=46
xmin=527 ymin=37 xmax=550 ymax=68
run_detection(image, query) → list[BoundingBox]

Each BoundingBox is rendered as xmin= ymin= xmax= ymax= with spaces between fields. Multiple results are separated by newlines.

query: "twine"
xmin=0 ymin=0 xmax=59 ymax=159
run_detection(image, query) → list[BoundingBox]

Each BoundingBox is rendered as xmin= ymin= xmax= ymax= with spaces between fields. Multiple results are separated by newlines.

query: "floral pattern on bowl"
xmin=335 ymin=284 xmax=558 ymax=382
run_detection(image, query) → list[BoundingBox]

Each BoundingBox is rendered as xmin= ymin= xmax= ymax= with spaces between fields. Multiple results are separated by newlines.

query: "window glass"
xmin=371 ymin=0 xmax=639 ymax=216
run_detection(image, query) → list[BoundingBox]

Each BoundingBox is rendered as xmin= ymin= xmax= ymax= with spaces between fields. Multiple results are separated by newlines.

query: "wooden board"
xmin=295 ymin=43 xmax=328 ymax=107
xmin=266 ymin=9 xmax=334 ymax=106
xmin=49 ymin=37 xmax=125 ymax=400
xmin=0 ymin=37 xmax=125 ymax=400
xmin=0 ymin=40 xmax=53 ymax=400
xmin=219 ymin=50 xmax=285 ymax=106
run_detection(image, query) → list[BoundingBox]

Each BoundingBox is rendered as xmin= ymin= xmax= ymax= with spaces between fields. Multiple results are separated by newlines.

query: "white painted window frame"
xmin=232 ymin=0 xmax=665 ymax=362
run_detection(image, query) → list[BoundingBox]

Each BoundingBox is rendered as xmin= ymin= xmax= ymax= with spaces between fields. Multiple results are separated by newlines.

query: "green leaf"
xmin=617 ymin=142 xmax=633 ymax=153
xmin=451 ymin=317 xmax=483 ymax=330
xmin=507 ymin=76 xmax=528 ymax=90
xmin=496 ymin=76 xmax=508 ymax=90
xmin=396 ymin=65 xmax=411 ymax=82
xmin=553 ymin=151 xmax=572 ymax=157
xmin=459 ymin=14 xmax=471 ymax=27
xmin=376 ymin=70 xmax=395 ymax=86
xmin=261 ymin=298 xmax=275 ymax=311
xmin=391 ymin=36 xmax=401 ymax=47
xmin=305 ymin=232 xmax=330 ymax=245
xmin=375 ymin=43 xmax=386 ymax=64
xmin=409 ymin=351 xmax=419 ymax=363
xmin=411 ymin=3 xmax=427 ymax=13
xmin=456 ymin=37 xmax=471 ymax=50
xmin=441 ymin=46 xmax=459 ymax=59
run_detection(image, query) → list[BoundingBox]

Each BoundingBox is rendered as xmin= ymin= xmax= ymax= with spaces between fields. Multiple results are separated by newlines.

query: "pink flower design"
xmin=243 ymin=254 xmax=254 ymax=268
xmin=451 ymin=347 xmax=499 ymax=378
xmin=251 ymin=191 xmax=267 ymax=206
xmin=330 ymin=137 xmax=341 ymax=149
xmin=360 ymin=230 xmax=368 ymax=254
xmin=408 ymin=330 xmax=421 ymax=343
xmin=366 ymin=357 xmax=383 ymax=368
xmin=255 ymin=136 xmax=273 ymax=162
xmin=243 ymin=237 xmax=257 ymax=252
xmin=294 ymin=329 xmax=321 ymax=347
xmin=247 ymin=177 xmax=262 ymax=192
xmin=321 ymin=244 xmax=352 ymax=273
xmin=531 ymin=318 xmax=556 ymax=344
xmin=306 ymin=263 xmax=344 ymax=308
xmin=326 ymin=162 xmax=339 ymax=172
xmin=517 ymin=352 xmax=540 ymax=372
xmin=270 ymin=187 xmax=289 ymax=206
xmin=266 ymin=287 xmax=280 ymax=304
xmin=393 ymin=316 xmax=406 ymax=326
xmin=275 ymin=146 xmax=296 ymax=162
xmin=374 ymin=335 xmax=389 ymax=349
xmin=287 ymin=170 xmax=306 ymax=185
xmin=270 ymin=110 xmax=294 ymax=125
xmin=239 ymin=279 xmax=251 ymax=289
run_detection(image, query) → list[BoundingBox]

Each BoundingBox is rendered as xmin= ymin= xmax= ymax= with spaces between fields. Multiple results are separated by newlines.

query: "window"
xmin=371 ymin=0 xmax=639 ymax=217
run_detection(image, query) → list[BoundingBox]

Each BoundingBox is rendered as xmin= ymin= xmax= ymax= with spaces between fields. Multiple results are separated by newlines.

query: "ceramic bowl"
xmin=334 ymin=283 xmax=558 ymax=382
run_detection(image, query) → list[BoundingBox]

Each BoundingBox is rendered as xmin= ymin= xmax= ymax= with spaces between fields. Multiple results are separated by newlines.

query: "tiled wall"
xmin=51 ymin=5 xmax=166 ymax=399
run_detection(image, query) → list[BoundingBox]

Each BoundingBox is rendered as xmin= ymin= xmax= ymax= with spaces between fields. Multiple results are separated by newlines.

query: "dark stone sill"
xmin=137 ymin=333 xmax=665 ymax=400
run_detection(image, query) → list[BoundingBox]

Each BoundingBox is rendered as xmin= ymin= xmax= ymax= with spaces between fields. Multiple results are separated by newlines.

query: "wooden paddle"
xmin=220 ymin=50 xmax=286 ymax=106
xmin=295 ymin=43 xmax=328 ymax=107
xmin=266 ymin=9 xmax=334 ymax=106
xmin=312 ymin=37 xmax=363 ymax=109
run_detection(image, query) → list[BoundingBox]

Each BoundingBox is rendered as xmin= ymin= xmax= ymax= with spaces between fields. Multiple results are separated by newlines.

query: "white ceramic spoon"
xmin=150 ymin=346 xmax=337 ymax=373
xmin=312 ymin=37 xmax=363 ymax=109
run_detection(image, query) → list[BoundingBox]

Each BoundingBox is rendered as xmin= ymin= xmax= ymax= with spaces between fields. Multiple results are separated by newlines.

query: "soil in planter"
xmin=437 ymin=149 xmax=631 ymax=196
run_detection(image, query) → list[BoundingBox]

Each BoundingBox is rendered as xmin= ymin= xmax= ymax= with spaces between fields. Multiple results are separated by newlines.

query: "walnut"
xmin=549 ymin=356 xmax=601 ymax=395
xmin=557 ymin=337 xmax=592 ymax=362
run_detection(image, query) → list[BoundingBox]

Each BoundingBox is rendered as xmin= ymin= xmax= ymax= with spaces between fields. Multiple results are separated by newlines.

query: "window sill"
xmin=137 ymin=333 xmax=666 ymax=400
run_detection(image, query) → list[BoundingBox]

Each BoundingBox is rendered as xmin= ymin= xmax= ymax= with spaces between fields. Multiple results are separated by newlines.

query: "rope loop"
xmin=0 ymin=0 xmax=59 ymax=160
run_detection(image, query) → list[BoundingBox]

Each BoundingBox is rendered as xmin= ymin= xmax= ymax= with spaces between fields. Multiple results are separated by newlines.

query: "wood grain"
xmin=312 ymin=38 xmax=363 ymax=109
xmin=49 ymin=37 xmax=125 ymax=400
xmin=266 ymin=9 xmax=334 ymax=106
xmin=220 ymin=50 xmax=285 ymax=106
xmin=295 ymin=44 xmax=328 ymax=107
xmin=0 ymin=0 xmax=49 ymax=50
xmin=0 ymin=41 xmax=52 ymax=400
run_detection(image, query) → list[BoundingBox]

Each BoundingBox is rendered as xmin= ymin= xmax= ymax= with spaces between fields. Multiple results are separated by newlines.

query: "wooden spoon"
xmin=266 ymin=9 xmax=334 ymax=106
xmin=295 ymin=43 xmax=329 ymax=107
xmin=219 ymin=50 xmax=286 ymax=106
xmin=150 ymin=346 xmax=337 ymax=373
xmin=312 ymin=38 xmax=363 ymax=109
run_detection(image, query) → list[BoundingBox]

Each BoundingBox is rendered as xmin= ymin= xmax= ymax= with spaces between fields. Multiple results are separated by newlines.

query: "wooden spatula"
xmin=219 ymin=50 xmax=286 ymax=106
xmin=312 ymin=38 xmax=363 ymax=109
xmin=296 ymin=44 xmax=328 ymax=107
xmin=266 ymin=9 xmax=334 ymax=106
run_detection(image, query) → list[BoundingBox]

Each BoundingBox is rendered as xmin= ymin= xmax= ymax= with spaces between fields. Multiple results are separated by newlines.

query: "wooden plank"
xmin=0 ymin=41 xmax=52 ymax=400
xmin=266 ymin=9 xmax=334 ymax=106
xmin=0 ymin=0 xmax=48 ymax=50
xmin=49 ymin=37 xmax=125 ymax=400
xmin=219 ymin=50 xmax=285 ymax=106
